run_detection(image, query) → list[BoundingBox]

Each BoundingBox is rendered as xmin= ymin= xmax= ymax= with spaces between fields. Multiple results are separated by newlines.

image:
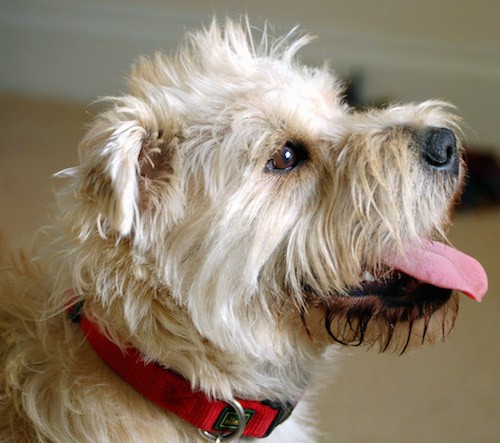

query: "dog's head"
xmin=58 ymin=19 xmax=486 ymax=358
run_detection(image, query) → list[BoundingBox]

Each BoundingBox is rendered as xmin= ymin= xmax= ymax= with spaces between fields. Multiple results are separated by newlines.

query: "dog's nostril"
xmin=420 ymin=127 xmax=458 ymax=172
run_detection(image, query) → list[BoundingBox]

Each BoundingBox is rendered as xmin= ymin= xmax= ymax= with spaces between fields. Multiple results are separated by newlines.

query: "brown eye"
xmin=270 ymin=141 xmax=305 ymax=172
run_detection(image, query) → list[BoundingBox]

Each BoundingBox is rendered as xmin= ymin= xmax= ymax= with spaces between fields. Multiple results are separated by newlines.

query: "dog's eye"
xmin=270 ymin=142 xmax=305 ymax=172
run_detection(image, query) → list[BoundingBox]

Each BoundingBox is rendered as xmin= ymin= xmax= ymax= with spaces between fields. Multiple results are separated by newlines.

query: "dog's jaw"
xmin=300 ymin=237 xmax=487 ymax=353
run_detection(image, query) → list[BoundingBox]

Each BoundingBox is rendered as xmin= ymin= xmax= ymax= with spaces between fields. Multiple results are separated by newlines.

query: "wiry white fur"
xmin=0 ymin=18 xmax=465 ymax=442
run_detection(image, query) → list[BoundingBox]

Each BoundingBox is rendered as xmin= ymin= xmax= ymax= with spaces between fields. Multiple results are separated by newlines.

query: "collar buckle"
xmin=199 ymin=398 xmax=247 ymax=442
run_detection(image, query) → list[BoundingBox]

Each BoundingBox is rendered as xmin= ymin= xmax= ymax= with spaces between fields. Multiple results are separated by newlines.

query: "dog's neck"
xmin=67 ymin=300 xmax=304 ymax=438
xmin=88 ymin=286 xmax=322 ymax=395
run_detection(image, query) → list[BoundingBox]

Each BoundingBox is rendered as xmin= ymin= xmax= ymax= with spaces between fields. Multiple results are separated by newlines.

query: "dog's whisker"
xmin=399 ymin=320 xmax=414 ymax=355
xmin=353 ymin=312 xmax=372 ymax=347
xmin=300 ymin=306 xmax=313 ymax=339
xmin=421 ymin=313 xmax=431 ymax=345
xmin=381 ymin=321 xmax=396 ymax=353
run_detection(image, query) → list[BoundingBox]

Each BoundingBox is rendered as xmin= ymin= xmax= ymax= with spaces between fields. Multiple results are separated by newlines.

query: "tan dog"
xmin=0 ymin=19 xmax=487 ymax=442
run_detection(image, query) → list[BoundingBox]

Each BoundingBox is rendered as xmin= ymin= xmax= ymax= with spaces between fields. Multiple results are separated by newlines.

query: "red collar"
xmin=68 ymin=301 xmax=295 ymax=440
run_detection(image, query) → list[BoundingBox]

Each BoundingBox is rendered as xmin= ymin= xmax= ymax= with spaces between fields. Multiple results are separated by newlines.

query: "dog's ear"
xmin=69 ymin=97 xmax=183 ymax=238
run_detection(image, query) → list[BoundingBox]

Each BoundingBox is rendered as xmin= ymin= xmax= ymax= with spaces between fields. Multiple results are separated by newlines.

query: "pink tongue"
xmin=383 ymin=239 xmax=488 ymax=302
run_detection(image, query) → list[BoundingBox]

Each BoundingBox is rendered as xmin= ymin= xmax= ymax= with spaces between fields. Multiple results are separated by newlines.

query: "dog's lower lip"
xmin=348 ymin=272 xmax=453 ymax=310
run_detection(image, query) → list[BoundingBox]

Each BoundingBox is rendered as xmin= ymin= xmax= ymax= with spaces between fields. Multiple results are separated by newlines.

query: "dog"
xmin=0 ymin=18 xmax=488 ymax=442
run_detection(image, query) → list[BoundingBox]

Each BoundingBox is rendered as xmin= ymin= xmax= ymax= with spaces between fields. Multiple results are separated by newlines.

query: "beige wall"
xmin=1 ymin=0 xmax=499 ymax=150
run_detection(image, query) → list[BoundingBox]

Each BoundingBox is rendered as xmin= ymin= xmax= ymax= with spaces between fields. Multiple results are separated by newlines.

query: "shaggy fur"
xmin=0 ymin=19 xmax=469 ymax=442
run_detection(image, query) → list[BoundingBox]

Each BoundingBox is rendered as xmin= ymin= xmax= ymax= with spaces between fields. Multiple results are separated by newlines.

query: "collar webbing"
xmin=67 ymin=301 xmax=295 ymax=439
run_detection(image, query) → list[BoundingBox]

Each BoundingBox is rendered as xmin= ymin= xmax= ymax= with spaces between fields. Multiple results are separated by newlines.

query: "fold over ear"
xmin=99 ymin=119 xmax=146 ymax=235
xmin=67 ymin=97 xmax=180 ymax=239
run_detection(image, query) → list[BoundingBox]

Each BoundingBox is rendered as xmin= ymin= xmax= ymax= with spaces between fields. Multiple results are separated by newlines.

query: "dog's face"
xmin=59 ymin=20 xmax=486 ymax=359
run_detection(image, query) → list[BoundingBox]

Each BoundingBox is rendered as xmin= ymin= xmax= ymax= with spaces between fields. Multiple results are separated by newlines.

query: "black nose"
xmin=419 ymin=127 xmax=459 ymax=174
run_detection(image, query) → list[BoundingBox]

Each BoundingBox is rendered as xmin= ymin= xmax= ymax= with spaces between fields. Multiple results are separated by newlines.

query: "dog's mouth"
xmin=313 ymin=238 xmax=487 ymax=352
xmin=355 ymin=238 xmax=487 ymax=305
xmin=383 ymin=238 xmax=486 ymax=300
xmin=349 ymin=270 xmax=453 ymax=310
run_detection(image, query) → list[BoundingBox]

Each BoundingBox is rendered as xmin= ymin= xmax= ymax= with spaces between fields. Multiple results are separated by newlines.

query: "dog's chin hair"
xmin=321 ymin=293 xmax=459 ymax=355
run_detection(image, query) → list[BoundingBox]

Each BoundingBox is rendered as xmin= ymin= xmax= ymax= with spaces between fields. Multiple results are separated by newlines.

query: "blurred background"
xmin=0 ymin=0 xmax=499 ymax=441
